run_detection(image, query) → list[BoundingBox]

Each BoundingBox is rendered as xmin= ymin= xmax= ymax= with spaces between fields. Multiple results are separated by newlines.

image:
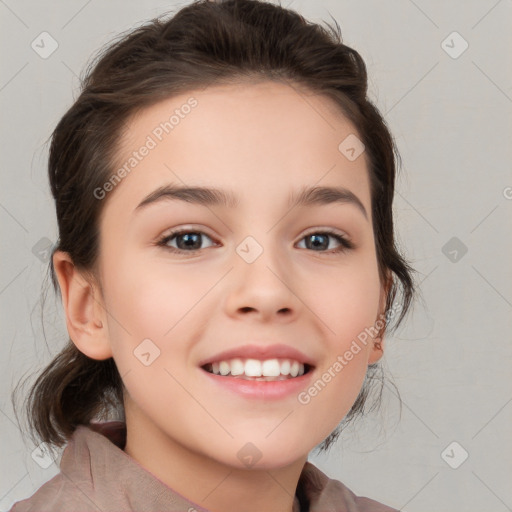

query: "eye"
xmin=296 ymin=230 xmax=354 ymax=253
xmin=156 ymin=227 xmax=354 ymax=256
xmin=156 ymin=229 xmax=217 ymax=254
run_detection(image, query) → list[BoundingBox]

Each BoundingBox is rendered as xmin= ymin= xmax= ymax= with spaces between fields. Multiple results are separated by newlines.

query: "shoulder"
xmin=8 ymin=423 xmax=126 ymax=512
xmin=8 ymin=472 xmax=92 ymax=512
xmin=8 ymin=421 xmax=198 ymax=512
xmin=298 ymin=461 xmax=399 ymax=512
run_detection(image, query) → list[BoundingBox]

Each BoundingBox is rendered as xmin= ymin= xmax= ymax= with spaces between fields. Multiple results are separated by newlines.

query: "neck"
xmin=123 ymin=410 xmax=306 ymax=512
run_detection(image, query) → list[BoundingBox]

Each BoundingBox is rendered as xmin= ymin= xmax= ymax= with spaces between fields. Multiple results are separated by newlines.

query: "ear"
xmin=368 ymin=270 xmax=392 ymax=365
xmin=53 ymin=250 xmax=112 ymax=360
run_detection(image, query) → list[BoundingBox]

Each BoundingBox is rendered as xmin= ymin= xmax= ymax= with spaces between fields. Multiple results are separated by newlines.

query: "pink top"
xmin=10 ymin=421 xmax=398 ymax=511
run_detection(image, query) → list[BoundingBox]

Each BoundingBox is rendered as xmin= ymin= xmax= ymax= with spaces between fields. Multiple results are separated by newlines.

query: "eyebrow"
xmin=134 ymin=183 xmax=368 ymax=220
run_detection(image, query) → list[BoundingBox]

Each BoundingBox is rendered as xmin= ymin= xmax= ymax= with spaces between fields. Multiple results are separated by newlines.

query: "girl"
xmin=10 ymin=0 xmax=416 ymax=510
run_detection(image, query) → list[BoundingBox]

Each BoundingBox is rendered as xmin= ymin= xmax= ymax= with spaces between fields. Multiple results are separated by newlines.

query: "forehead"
xmin=108 ymin=80 xmax=371 ymax=217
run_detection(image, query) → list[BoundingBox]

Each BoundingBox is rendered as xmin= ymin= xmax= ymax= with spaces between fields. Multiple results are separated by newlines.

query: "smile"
xmin=202 ymin=358 xmax=311 ymax=380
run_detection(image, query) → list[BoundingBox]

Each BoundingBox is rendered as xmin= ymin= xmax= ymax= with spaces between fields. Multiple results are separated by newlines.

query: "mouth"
xmin=201 ymin=358 xmax=314 ymax=382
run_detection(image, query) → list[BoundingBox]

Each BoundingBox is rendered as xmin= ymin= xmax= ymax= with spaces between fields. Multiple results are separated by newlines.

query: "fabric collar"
xmin=49 ymin=421 xmax=396 ymax=512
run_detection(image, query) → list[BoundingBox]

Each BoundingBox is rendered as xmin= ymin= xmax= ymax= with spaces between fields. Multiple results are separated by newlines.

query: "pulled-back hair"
xmin=13 ymin=0 xmax=416 ymax=454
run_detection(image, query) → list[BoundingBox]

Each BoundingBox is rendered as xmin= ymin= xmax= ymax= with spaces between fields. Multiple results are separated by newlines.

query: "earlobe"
xmin=368 ymin=337 xmax=384 ymax=364
xmin=52 ymin=250 xmax=113 ymax=360
xmin=368 ymin=271 xmax=392 ymax=365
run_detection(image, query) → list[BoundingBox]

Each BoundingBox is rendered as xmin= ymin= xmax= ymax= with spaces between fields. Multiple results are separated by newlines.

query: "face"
xmin=92 ymin=81 xmax=386 ymax=470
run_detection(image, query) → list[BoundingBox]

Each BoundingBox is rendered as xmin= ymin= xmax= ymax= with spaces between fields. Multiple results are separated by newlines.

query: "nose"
xmin=223 ymin=238 xmax=302 ymax=324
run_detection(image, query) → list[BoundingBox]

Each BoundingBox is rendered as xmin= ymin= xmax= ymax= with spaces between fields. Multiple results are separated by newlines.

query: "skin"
xmin=54 ymin=80 xmax=390 ymax=512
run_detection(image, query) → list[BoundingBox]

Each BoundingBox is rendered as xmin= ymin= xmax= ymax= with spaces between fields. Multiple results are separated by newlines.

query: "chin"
xmin=210 ymin=436 xmax=312 ymax=471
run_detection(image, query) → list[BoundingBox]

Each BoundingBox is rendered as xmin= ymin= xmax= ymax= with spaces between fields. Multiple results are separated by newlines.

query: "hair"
xmin=13 ymin=0 xmax=417 ymax=455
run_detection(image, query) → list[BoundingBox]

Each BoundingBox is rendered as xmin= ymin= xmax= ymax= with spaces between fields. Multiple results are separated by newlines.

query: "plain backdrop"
xmin=1 ymin=1 xmax=511 ymax=511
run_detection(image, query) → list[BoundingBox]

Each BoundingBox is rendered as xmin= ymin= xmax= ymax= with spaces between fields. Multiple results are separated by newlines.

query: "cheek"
xmin=104 ymin=255 xmax=212 ymax=338
xmin=298 ymin=270 xmax=379 ymax=429
xmin=100 ymin=259 xmax=205 ymax=408
xmin=101 ymin=256 xmax=220 ymax=390
xmin=304 ymin=259 xmax=382 ymax=340
xmin=300 ymin=256 xmax=381 ymax=411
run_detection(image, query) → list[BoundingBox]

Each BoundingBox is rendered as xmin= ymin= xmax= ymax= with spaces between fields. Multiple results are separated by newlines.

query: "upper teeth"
xmin=209 ymin=358 xmax=305 ymax=377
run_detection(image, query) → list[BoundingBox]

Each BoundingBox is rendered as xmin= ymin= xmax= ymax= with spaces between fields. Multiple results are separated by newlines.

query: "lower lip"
xmin=200 ymin=367 xmax=314 ymax=400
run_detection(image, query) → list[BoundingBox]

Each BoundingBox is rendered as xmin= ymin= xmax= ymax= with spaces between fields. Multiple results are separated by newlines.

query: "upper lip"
xmin=198 ymin=343 xmax=315 ymax=367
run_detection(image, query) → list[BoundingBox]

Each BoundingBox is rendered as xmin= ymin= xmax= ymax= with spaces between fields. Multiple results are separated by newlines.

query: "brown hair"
xmin=13 ymin=0 xmax=416 ymax=454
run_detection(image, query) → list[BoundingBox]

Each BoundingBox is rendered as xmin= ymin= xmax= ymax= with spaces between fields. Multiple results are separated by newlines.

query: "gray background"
xmin=1 ymin=0 xmax=511 ymax=511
